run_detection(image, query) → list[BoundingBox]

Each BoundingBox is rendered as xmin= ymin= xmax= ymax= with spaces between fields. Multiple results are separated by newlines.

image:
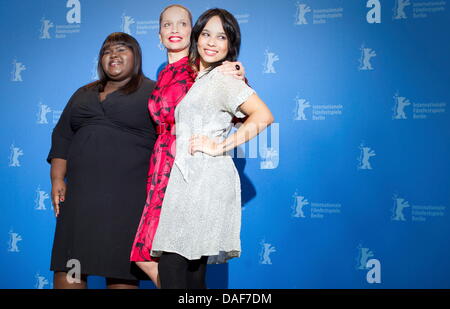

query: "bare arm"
xmin=189 ymin=93 xmax=274 ymax=156
xmin=50 ymin=158 xmax=67 ymax=217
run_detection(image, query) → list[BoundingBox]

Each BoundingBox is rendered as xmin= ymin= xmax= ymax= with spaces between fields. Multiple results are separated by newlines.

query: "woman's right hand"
xmin=218 ymin=61 xmax=245 ymax=80
xmin=51 ymin=179 xmax=66 ymax=217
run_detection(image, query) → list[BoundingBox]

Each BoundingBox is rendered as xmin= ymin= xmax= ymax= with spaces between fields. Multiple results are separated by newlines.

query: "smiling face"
xmin=197 ymin=15 xmax=229 ymax=70
xmin=159 ymin=6 xmax=192 ymax=53
xmin=101 ymin=43 xmax=134 ymax=81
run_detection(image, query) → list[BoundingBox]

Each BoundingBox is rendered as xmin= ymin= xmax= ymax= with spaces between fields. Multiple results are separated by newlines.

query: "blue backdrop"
xmin=1 ymin=0 xmax=449 ymax=289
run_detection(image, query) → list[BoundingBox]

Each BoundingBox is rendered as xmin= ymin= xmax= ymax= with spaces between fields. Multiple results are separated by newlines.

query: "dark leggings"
xmin=158 ymin=252 xmax=208 ymax=289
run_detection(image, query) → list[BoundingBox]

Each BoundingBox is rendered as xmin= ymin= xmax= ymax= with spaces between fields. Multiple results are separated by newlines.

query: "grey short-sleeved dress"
xmin=151 ymin=67 xmax=255 ymax=263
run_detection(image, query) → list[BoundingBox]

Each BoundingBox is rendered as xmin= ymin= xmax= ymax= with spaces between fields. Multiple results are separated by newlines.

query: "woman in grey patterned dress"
xmin=151 ymin=8 xmax=274 ymax=289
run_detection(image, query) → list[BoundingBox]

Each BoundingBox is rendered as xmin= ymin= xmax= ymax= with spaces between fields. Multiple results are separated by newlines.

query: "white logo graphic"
xmin=91 ymin=57 xmax=98 ymax=81
xmin=257 ymin=124 xmax=279 ymax=169
xmin=120 ymin=13 xmax=158 ymax=36
xmin=36 ymin=102 xmax=63 ymax=125
xmin=392 ymin=93 xmax=411 ymax=119
xmin=366 ymin=0 xmax=382 ymax=23
xmin=260 ymin=241 xmax=276 ymax=265
xmin=260 ymin=147 xmax=279 ymax=170
xmin=121 ymin=13 xmax=135 ymax=34
xmin=67 ymin=259 xmax=82 ymax=284
xmin=66 ymin=0 xmax=81 ymax=24
xmin=295 ymin=3 xmax=311 ymax=25
xmin=292 ymin=191 xmax=309 ymax=218
xmin=392 ymin=92 xmax=446 ymax=120
xmin=293 ymin=96 xmax=311 ymax=120
xmin=9 ymin=144 xmax=24 ymax=167
xmin=357 ymin=143 xmax=376 ymax=170
xmin=358 ymin=45 xmax=376 ymax=71
xmin=7 ymin=230 xmax=22 ymax=252
xmin=293 ymin=95 xmax=343 ymax=121
xmin=11 ymin=59 xmax=26 ymax=82
xmin=291 ymin=191 xmax=341 ymax=219
xmin=390 ymin=195 xmax=446 ymax=222
xmin=263 ymin=49 xmax=279 ymax=74
xmin=39 ymin=18 xmax=54 ymax=39
xmin=35 ymin=273 xmax=50 ymax=289
xmin=356 ymin=244 xmax=381 ymax=283
xmin=42 ymin=1 xmax=81 ymax=39
xmin=391 ymin=195 xmax=410 ymax=221
xmin=393 ymin=0 xmax=411 ymax=19
xmin=235 ymin=13 xmax=250 ymax=24
xmin=356 ymin=245 xmax=374 ymax=270
xmin=409 ymin=1 xmax=446 ymax=19
xmin=35 ymin=186 xmax=50 ymax=211
xmin=295 ymin=3 xmax=344 ymax=25
xmin=366 ymin=258 xmax=381 ymax=284
xmin=37 ymin=102 xmax=52 ymax=124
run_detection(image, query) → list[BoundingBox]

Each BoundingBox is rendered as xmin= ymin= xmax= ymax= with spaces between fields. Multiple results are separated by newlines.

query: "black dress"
xmin=47 ymin=78 xmax=156 ymax=280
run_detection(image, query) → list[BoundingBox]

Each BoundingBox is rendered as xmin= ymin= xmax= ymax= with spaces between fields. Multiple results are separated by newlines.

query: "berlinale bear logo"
xmin=294 ymin=96 xmax=311 ymax=121
xmin=393 ymin=0 xmax=411 ymax=20
xmin=292 ymin=191 xmax=309 ymax=218
xmin=37 ymin=102 xmax=52 ymax=124
xmin=294 ymin=3 xmax=311 ymax=25
xmin=359 ymin=45 xmax=377 ymax=71
xmin=357 ymin=143 xmax=376 ymax=170
xmin=8 ymin=230 xmax=22 ymax=253
xmin=9 ymin=144 xmax=24 ymax=167
xmin=39 ymin=18 xmax=54 ymax=39
xmin=392 ymin=93 xmax=411 ymax=119
xmin=260 ymin=241 xmax=276 ymax=265
xmin=121 ymin=13 xmax=135 ymax=35
xmin=35 ymin=186 xmax=50 ymax=211
xmin=392 ymin=195 xmax=410 ymax=221
xmin=11 ymin=59 xmax=26 ymax=82
xmin=263 ymin=49 xmax=279 ymax=74
xmin=35 ymin=273 xmax=50 ymax=289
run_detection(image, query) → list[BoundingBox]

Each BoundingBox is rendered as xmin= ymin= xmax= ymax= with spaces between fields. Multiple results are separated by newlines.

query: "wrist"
xmin=215 ymin=142 xmax=226 ymax=156
xmin=51 ymin=177 xmax=65 ymax=183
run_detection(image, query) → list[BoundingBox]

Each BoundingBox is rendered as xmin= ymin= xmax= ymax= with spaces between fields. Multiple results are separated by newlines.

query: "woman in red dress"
xmin=130 ymin=4 xmax=244 ymax=288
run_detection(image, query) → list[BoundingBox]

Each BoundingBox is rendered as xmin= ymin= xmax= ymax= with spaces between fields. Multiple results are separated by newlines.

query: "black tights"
xmin=158 ymin=252 xmax=208 ymax=289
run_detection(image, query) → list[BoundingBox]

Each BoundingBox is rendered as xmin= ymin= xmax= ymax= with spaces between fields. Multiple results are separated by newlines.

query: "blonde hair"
xmin=159 ymin=4 xmax=193 ymax=32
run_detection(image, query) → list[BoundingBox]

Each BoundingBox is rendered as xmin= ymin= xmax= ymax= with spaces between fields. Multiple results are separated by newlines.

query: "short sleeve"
xmin=216 ymin=71 xmax=255 ymax=118
xmin=46 ymin=90 xmax=79 ymax=164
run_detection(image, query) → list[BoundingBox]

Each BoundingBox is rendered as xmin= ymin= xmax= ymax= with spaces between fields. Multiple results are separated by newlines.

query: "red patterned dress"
xmin=130 ymin=56 xmax=195 ymax=262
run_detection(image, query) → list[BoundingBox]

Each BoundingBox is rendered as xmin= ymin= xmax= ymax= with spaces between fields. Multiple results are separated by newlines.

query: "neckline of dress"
xmin=97 ymin=83 xmax=122 ymax=104
xmin=196 ymin=66 xmax=220 ymax=81
xmin=167 ymin=56 xmax=189 ymax=68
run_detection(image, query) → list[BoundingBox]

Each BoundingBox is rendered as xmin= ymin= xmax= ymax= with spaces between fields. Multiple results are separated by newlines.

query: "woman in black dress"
xmin=47 ymin=32 xmax=156 ymax=289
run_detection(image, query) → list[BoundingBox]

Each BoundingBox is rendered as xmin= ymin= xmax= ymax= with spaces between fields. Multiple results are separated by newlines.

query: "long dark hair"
xmin=86 ymin=32 xmax=144 ymax=94
xmin=189 ymin=8 xmax=241 ymax=73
